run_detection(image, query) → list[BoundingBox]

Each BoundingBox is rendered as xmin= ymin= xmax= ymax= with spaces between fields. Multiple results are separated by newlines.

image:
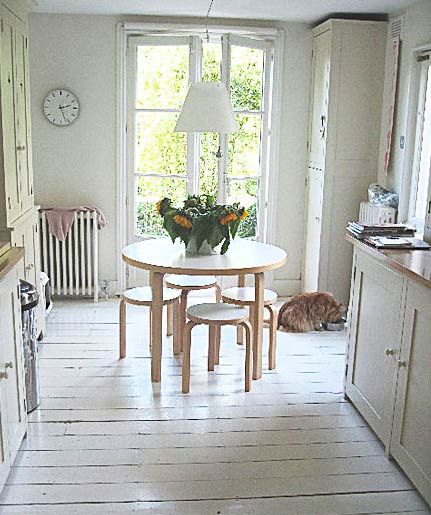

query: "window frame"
xmin=407 ymin=54 xmax=431 ymax=232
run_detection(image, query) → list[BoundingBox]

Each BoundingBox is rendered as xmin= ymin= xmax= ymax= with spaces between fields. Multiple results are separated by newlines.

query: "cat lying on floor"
xmin=277 ymin=292 xmax=343 ymax=332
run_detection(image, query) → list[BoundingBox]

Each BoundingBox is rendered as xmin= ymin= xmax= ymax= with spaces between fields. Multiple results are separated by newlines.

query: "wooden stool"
xmin=182 ymin=303 xmax=252 ymax=393
xmin=165 ymin=275 xmax=221 ymax=351
xmin=119 ymin=287 xmax=181 ymax=359
xmin=221 ymin=286 xmax=278 ymax=370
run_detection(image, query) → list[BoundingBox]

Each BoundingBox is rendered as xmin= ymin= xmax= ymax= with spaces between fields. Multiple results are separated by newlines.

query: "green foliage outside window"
xmin=134 ymin=42 xmax=264 ymax=239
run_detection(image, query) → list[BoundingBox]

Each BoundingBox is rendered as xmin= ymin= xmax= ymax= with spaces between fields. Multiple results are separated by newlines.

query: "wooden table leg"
xmin=151 ymin=271 xmax=164 ymax=382
xmin=237 ymin=274 xmax=245 ymax=345
xmin=253 ymin=272 xmax=264 ymax=380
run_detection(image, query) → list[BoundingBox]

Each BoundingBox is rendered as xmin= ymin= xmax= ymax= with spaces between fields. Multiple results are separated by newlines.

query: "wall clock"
xmin=43 ymin=89 xmax=80 ymax=126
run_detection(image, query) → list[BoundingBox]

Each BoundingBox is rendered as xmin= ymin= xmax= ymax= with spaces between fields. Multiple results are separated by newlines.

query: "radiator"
xmin=39 ymin=211 xmax=99 ymax=302
xmin=358 ymin=202 xmax=397 ymax=224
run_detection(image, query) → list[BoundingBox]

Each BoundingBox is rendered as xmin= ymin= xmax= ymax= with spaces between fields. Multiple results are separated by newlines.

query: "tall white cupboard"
xmin=0 ymin=0 xmax=44 ymax=336
xmin=303 ymin=20 xmax=387 ymax=304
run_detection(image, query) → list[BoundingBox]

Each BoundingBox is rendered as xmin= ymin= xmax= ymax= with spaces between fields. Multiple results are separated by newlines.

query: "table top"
xmin=122 ymin=238 xmax=288 ymax=276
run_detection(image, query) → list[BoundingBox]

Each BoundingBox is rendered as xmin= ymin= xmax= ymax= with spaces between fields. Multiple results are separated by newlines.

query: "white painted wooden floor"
xmin=1 ymin=297 xmax=430 ymax=514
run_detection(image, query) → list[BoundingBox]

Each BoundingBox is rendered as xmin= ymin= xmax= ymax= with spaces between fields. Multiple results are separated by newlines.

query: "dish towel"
xmin=41 ymin=207 xmax=108 ymax=241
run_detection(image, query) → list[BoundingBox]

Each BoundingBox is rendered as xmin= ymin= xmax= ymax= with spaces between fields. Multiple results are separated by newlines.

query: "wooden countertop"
xmin=346 ymin=234 xmax=431 ymax=289
xmin=0 ymin=247 xmax=24 ymax=282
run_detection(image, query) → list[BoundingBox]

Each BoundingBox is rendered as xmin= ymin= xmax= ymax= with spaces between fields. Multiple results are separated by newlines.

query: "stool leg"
xmin=119 ymin=297 xmax=126 ymax=359
xmin=179 ymin=290 xmax=189 ymax=352
xmin=215 ymin=326 xmax=221 ymax=365
xmin=167 ymin=302 xmax=173 ymax=337
xmin=239 ymin=321 xmax=252 ymax=392
xmin=208 ymin=325 xmax=216 ymax=371
xmin=182 ymin=321 xmax=196 ymax=394
xmin=215 ymin=284 xmax=221 ymax=303
xmin=173 ymin=299 xmax=181 ymax=356
xmin=148 ymin=308 xmax=152 ymax=353
xmin=266 ymin=304 xmax=277 ymax=370
xmin=237 ymin=325 xmax=244 ymax=346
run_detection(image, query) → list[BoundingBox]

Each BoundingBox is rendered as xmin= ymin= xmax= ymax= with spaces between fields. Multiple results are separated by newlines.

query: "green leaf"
xmin=230 ymin=218 xmax=241 ymax=239
xmin=221 ymin=237 xmax=231 ymax=255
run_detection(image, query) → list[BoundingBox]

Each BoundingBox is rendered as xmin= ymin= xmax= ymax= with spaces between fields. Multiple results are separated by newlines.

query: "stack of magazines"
xmin=346 ymin=222 xmax=429 ymax=249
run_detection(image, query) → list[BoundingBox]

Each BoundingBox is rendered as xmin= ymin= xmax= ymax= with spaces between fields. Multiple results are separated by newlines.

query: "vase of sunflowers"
xmin=156 ymin=195 xmax=249 ymax=255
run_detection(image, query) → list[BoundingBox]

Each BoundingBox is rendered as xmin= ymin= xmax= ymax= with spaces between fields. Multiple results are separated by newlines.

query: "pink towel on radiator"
xmin=41 ymin=207 xmax=108 ymax=241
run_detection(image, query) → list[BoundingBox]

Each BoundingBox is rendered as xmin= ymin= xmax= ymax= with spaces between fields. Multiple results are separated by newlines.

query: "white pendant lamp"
xmin=174 ymin=82 xmax=238 ymax=134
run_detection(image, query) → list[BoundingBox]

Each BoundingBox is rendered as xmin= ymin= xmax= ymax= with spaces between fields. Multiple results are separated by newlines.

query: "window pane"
xmin=228 ymin=114 xmax=261 ymax=177
xmin=136 ymin=45 xmax=189 ymax=109
xmin=230 ymin=45 xmax=264 ymax=111
xmin=227 ymin=178 xmax=258 ymax=238
xmin=136 ymin=176 xmax=186 ymax=237
xmin=202 ymin=40 xmax=222 ymax=82
xmin=414 ymin=67 xmax=431 ymax=221
xmin=135 ymin=112 xmax=186 ymax=175
xmin=200 ymin=132 xmax=219 ymax=199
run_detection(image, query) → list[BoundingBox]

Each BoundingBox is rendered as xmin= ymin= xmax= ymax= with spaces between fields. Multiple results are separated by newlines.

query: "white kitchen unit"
xmin=346 ymin=236 xmax=431 ymax=506
xmin=303 ymin=20 xmax=387 ymax=304
xmin=0 ymin=1 xmax=45 ymax=337
xmin=0 ymin=247 xmax=27 ymax=492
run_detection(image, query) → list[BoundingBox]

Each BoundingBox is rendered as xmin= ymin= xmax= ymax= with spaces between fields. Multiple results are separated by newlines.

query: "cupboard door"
xmin=0 ymin=8 xmax=20 ymax=223
xmin=303 ymin=166 xmax=324 ymax=292
xmin=0 ymin=269 xmax=27 ymax=464
xmin=13 ymin=17 xmax=32 ymax=214
xmin=345 ymin=250 xmax=405 ymax=446
xmin=390 ymin=281 xmax=431 ymax=505
xmin=0 ymin=283 xmax=11 ymax=488
xmin=308 ymin=29 xmax=331 ymax=168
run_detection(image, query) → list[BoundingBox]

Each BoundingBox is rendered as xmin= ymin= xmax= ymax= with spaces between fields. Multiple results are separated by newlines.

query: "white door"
xmin=308 ymin=30 xmax=331 ymax=169
xmin=303 ymin=166 xmax=324 ymax=292
xmin=345 ymin=250 xmax=404 ymax=446
xmin=390 ymin=280 xmax=431 ymax=503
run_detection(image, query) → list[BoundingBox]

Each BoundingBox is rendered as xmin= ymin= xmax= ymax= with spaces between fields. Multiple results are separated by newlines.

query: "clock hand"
xmin=59 ymin=106 xmax=67 ymax=123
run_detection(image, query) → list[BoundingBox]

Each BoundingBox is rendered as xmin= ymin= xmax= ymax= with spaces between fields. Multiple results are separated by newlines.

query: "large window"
xmin=127 ymin=34 xmax=274 ymax=241
xmin=409 ymin=54 xmax=431 ymax=232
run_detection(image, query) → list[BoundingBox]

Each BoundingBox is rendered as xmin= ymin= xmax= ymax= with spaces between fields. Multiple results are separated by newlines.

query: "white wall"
xmin=29 ymin=14 xmax=311 ymax=294
xmin=377 ymin=0 xmax=431 ymax=220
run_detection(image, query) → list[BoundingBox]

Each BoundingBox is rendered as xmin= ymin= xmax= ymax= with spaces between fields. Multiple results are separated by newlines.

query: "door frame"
xmin=116 ymin=22 xmax=284 ymax=293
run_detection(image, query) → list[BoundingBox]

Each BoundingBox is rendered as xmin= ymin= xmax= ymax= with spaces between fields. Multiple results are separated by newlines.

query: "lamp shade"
xmin=174 ymin=82 xmax=239 ymax=133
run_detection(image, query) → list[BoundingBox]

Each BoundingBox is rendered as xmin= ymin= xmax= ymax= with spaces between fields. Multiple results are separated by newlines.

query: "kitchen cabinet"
xmin=303 ymin=20 xmax=387 ymax=304
xmin=346 ymin=240 xmax=431 ymax=505
xmin=0 ymin=1 xmax=43 ymax=337
xmin=0 ymin=248 xmax=27 ymax=492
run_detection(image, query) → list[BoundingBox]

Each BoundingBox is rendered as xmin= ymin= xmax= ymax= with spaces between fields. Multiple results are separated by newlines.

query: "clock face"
xmin=43 ymin=89 xmax=79 ymax=126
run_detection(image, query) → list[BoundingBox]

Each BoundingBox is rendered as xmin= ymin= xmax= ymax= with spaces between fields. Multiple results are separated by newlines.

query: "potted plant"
xmin=156 ymin=195 xmax=249 ymax=255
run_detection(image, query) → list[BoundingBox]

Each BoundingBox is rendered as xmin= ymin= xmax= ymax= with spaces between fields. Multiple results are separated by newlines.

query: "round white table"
xmin=122 ymin=238 xmax=288 ymax=382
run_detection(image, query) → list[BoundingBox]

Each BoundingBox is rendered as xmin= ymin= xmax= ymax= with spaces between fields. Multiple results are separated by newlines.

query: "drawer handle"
xmin=0 ymin=371 xmax=8 ymax=380
xmin=25 ymin=263 xmax=34 ymax=271
xmin=5 ymin=362 xmax=13 ymax=369
xmin=397 ymin=360 xmax=407 ymax=368
xmin=385 ymin=348 xmax=395 ymax=356
xmin=16 ymin=145 xmax=26 ymax=151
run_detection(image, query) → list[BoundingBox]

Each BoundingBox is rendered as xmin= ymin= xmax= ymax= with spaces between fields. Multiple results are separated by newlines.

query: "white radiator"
xmin=39 ymin=211 xmax=99 ymax=302
xmin=359 ymin=202 xmax=397 ymax=224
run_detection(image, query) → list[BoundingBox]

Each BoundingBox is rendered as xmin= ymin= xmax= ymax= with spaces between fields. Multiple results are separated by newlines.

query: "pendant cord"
xmin=205 ymin=0 xmax=215 ymax=42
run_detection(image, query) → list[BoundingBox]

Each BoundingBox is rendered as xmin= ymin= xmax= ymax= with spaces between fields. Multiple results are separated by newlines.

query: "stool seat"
xmin=165 ymin=275 xmax=218 ymax=290
xmin=187 ymin=302 xmax=248 ymax=325
xmin=222 ymin=287 xmax=278 ymax=306
xmin=123 ymin=287 xmax=180 ymax=306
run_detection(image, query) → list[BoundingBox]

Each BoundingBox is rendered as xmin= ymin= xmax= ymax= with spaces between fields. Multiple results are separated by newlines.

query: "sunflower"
xmin=240 ymin=210 xmax=249 ymax=221
xmin=220 ymin=212 xmax=238 ymax=226
xmin=174 ymin=214 xmax=192 ymax=229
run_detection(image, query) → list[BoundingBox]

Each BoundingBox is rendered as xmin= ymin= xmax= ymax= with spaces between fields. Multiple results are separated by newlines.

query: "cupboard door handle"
xmin=4 ymin=362 xmax=13 ymax=369
xmin=0 ymin=371 xmax=8 ymax=380
xmin=385 ymin=348 xmax=395 ymax=355
xmin=397 ymin=360 xmax=407 ymax=368
xmin=16 ymin=145 xmax=26 ymax=151
xmin=8 ymin=197 xmax=11 ymax=210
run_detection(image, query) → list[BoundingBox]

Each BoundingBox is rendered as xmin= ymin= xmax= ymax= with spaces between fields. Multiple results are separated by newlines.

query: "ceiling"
xmin=32 ymin=0 xmax=418 ymax=23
